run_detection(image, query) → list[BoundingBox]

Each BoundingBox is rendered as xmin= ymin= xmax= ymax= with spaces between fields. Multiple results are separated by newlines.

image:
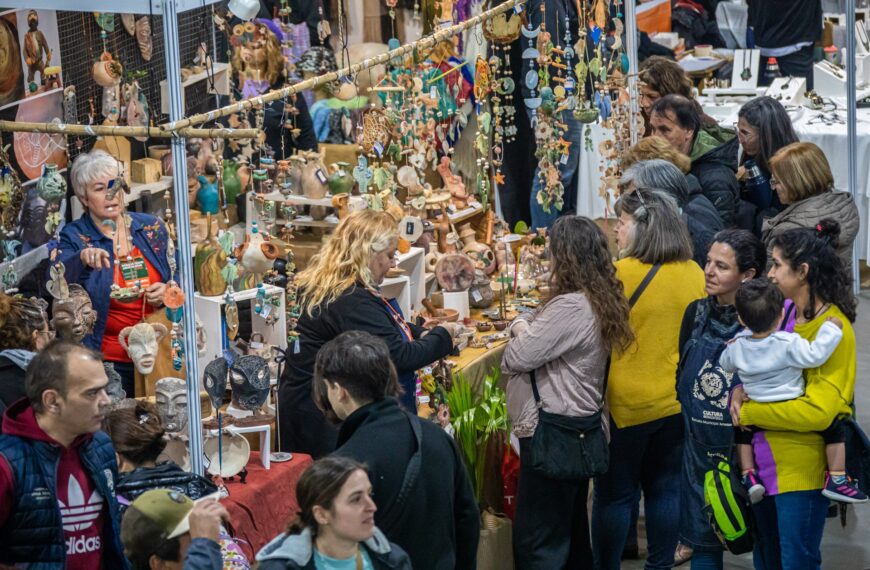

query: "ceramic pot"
xmin=193 ymin=213 xmax=228 ymax=296
xmin=459 ymin=223 xmax=497 ymax=275
xmin=222 ymin=159 xmax=243 ymax=204
xmin=196 ymin=175 xmax=219 ymax=215
xmin=288 ymin=155 xmax=305 ymax=195
xmin=327 ymin=162 xmax=354 ymax=195
xmin=93 ymin=52 xmax=122 ymax=87
xmin=236 ymin=223 xmax=281 ymax=275
xmin=36 ymin=164 xmax=67 ymax=204
xmin=300 ymin=151 xmax=328 ymax=199
xmin=468 ymin=270 xmax=495 ymax=309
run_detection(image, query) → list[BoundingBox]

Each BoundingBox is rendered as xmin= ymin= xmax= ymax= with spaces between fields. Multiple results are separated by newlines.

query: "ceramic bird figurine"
xmin=236 ymin=221 xmax=280 ymax=276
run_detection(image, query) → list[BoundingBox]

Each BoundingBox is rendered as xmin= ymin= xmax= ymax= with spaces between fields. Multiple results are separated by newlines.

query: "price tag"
xmin=119 ymin=257 xmax=151 ymax=288
xmin=471 ymin=289 xmax=483 ymax=302
xmin=418 ymin=395 xmax=431 ymax=404
xmin=202 ymin=453 xmax=211 ymax=470
xmin=260 ymin=304 xmax=272 ymax=319
xmin=293 ymin=338 xmax=301 ymax=354
xmin=315 ymin=169 xmax=328 ymax=185
xmin=560 ymin=153 xmax=569 ymax=165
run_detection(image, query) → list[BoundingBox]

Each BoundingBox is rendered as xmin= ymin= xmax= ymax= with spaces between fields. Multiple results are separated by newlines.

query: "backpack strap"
xmin=628 ymin=264 xmax=662 ymax=308
xmin=376 ymin=411 xmax=423 ymax=530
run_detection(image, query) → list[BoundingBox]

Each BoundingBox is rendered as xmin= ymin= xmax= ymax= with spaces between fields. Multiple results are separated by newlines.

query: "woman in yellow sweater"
xmin=592 ymin=189 xmax=706 ymax=570
xmin=731 ymin=220 xmax=857 ymax=570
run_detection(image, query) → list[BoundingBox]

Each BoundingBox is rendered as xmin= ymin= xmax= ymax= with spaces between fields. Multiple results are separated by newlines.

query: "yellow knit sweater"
xmin=608 ymin=258 xmax=706 ymax=428
xmin=740 ymin=304 xmax=856 ymax=494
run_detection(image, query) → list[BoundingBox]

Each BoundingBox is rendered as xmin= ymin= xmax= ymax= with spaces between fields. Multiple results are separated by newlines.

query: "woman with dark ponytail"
xmin=257 ymin=456 xmax=412 ymax=570
xmin=730 ymin=219 xmax=858 ymax=569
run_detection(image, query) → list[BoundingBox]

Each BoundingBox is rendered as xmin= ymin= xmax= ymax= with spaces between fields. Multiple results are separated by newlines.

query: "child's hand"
xmin=825 ymin=316 xmax=843 ymax=330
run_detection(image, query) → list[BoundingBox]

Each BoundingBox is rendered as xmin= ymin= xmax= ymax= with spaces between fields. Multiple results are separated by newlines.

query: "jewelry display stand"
xmin=702 ymin=49 xmax=762 ymax=98
xmin=814 ymin=59 xmax=870 ymax=99
xmin=765 ymin=77 xmax=808 ymax=106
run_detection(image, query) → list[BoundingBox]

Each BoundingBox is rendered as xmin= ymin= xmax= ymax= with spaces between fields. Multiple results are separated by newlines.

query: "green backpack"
xmin=703 ymin=461 xmax=755 ymax=554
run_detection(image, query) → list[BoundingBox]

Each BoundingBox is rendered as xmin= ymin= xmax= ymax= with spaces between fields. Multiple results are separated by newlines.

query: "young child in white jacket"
xmin=720 ymin=278 xmax=866 ymax=504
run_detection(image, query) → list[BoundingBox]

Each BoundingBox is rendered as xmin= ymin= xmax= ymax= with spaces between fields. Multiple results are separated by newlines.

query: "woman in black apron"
xmin=674 ymin=229 xmax=766 ymax=569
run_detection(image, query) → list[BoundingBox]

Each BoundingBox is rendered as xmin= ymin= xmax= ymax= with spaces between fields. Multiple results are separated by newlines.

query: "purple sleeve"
xmin=781 ymin=300 xmax=797 ymax=333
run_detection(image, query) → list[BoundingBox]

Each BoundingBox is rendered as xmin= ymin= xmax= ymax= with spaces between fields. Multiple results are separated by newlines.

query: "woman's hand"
xmin=79 ymin=247 xmax=112 ymax=270
xmin=730 ymin=385 xmax=749 ymax=427
xmin=144 ymin=282 xmax=167 ymax=307
xmin=439 ymin=322 xmax=462 ymax=339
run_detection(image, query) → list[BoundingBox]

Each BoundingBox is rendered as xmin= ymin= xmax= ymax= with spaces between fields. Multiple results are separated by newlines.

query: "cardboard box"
xmin=131 ymin=158 xmax=163 ymax=184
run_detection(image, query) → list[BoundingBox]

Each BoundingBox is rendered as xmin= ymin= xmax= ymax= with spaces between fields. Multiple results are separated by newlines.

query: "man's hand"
xmin=187 ymin=500 xmax=229 ymax=543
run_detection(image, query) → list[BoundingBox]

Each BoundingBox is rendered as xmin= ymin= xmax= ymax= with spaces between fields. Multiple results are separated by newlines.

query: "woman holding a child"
xmin=674 ymin=229 xmax=767 ymax=569
xmin=731 ymin=220 xmax=859 ymax=570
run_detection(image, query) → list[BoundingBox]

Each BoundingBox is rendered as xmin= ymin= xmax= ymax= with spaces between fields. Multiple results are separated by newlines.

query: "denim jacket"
xmin=53 ymin=212 xmax=173 ymax=351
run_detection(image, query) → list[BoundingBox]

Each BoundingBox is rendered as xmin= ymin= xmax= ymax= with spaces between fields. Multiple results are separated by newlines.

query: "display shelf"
xmin=448 ymin=202 xmax=484 ymax=223
xmin=207 ymin=422 xmax=271 ymax=470
xmin=194 ymin=284 xmax=287 ymax=391
xmin=287 ymin=216 xmax=340 ymax=228
xmin=160 ymin=62 xmax=231 ymax=115
xmin=396 ymin=247 xmax=425 ymax=313
xmin=380 ymin=275 xmax=411 ymax=318
xmin=5 ymin=0 xmax=224 ymax=14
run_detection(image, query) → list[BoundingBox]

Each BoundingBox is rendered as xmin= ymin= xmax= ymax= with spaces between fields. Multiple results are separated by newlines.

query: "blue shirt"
xmin=313 ymin=548 xmax=374 ymax=570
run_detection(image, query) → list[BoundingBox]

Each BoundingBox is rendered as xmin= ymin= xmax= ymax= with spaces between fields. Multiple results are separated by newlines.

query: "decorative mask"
xmin=118 ymin=322 xmax=168 ymax=375
xmin=51 ymin=283 xmax=97 ymax=342
xmin=103 ymin=362 xmax=127 ymax=403
xmin=155 ymin=377 xmax=188 ymax=433
xmin=203 ymin=356 xmax=229 ymax=412
xmin=229 ymin=354 xmax=270 ymax=412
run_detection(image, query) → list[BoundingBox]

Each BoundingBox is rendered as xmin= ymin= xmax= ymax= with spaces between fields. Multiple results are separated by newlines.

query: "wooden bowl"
xmin=422 ymin=308 xmax=459 ymax=324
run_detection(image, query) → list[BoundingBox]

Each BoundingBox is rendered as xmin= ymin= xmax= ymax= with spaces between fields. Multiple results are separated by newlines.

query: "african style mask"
xmin=118 ymin=322 xmax=168 ymax=375
xmin=51 ymin=283 xmax=97 ymax=343
xmin=155 ymin=377 xmax=188 ymax=433
xmin=229 ymin=354 xmax=270 ymax=412
xmin=203 ymin=356 xmax=229 ymax=411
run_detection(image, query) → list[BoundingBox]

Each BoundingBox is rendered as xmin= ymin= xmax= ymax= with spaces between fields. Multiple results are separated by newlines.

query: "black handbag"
xmin=524 ymin=264 xmax=662 ymax=481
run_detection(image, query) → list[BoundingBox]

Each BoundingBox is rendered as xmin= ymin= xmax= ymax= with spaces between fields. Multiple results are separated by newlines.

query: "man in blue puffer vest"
xmin=0 ymin=340 xmax=127 ymax=569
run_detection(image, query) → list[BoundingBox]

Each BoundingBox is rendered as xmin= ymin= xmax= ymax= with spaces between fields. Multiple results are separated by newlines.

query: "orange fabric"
xmin=101 ymin=247 xmax=158 ymax=362
xmin=637 ymin=0 xmax=672 ymax=34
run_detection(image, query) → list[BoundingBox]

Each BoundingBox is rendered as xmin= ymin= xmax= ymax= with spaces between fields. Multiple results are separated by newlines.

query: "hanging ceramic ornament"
xmin=46 ymin=260 xmax=69 ymax=301
xmin=121 ymin=13 xmax=136 ymax=36
xmin=224 ymin=288 xmax=240 ymax=341
xmin=124 ymin=80 xmax=150 ymax=142
xmin=352 ymin=155 xmax=373 ymax=193
xmin=93 ymin=12 xmax=115 ymax=32
xmin=63 ymin=86 xmax=78 ymax=125
xmin=135 ymin=17 xmax=153 ymax=62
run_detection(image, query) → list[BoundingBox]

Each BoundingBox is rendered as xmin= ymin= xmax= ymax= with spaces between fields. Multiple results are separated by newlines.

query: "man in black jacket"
xmin=748 ymin=0 xmax=821 ymax=89
xmin=649 ymin=95 xmax=738 ymax=226
xmin=316 ymin=331 xmax=480 ymax=570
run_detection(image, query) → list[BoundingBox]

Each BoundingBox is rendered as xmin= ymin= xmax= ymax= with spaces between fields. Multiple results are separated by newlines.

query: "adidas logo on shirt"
xmin=58 ymin=475 xmax=103 ymax=532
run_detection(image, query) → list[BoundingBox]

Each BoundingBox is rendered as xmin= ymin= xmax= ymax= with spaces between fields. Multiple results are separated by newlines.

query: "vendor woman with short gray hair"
xmin=56 ymin=149 xmax=174 ymax=396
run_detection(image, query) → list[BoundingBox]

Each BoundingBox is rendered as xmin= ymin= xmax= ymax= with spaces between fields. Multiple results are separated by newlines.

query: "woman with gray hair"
xmin=592 ymin=189 xmax=706 ymax=570
xmin=621 ymin=159 xmax=723 ymax=267
xmin=56 ymin=150 xmax=173 ymax=396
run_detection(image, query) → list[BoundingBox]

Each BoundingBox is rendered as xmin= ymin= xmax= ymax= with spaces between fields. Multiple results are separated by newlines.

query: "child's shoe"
xmin=741 ymin=469 xmax=765 ymax=504
xmin=822 ymin=472 xmax=868 ymax=503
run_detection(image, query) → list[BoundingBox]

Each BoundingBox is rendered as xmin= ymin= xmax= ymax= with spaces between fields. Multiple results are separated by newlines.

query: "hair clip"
xmin=138 ymin=413 xmax=151 ymax=425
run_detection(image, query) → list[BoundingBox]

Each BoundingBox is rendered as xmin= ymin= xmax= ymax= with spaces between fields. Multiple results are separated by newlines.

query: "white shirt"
xmin=719 ymin=321 xmax=843 ymax=402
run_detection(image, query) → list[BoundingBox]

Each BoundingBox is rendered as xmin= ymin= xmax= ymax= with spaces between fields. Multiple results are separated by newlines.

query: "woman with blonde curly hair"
xmin=278 ymin=210 xmax=458 ymax=457
xmin=0 ymin=293 xmax=52 ymax=413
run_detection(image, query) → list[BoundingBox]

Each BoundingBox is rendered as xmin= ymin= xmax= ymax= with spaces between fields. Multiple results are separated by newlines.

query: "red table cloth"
xmin=223 ymin=451 xmax=313 ymax=559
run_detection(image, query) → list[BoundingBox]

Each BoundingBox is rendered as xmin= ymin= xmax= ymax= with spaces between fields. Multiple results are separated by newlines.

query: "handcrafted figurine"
xmin=437 ymin=158 xmax=470 ymax=210
xmin=236 ymin=222 xmax=280 ymax=275
xmin=51 ymin=284 xmax=97 ymax=343
xmin=229 ymin=354 xmax=274 ymax=426
xmin=155 ymin=377 xmax=189 ymax=434
xmin=118 ymin=322 xmax=168 ymax=375
xmin=23 ymin=11 xmax=51 ymax=90
xmin=300 ymin=151 xmax=328 ymax=199
xmin=103 ymin=362 xmax=127 ymax=403
xmin=327 ymin=162 xmax=354 ymax=195
xmin=435 ymin=254 xmax=476 ymax=292
xmin=196 ymin=175 xmax=220 ymax=215
xmin=459 ymin=223 xmax=496 ymax=275
xmin=194 ymin=214 xmax=228 ymax=296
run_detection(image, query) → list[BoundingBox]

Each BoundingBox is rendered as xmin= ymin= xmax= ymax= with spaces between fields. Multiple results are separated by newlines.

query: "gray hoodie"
xmin=256 ymin=527 xmax=412 ymax=570
xmin=761 ymin=190 xmax=859 ymax=273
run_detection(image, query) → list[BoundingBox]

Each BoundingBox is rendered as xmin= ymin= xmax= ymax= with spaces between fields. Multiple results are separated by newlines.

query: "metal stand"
xmin=625 ymin=0 xmax=640 ymax=146
xmin=846 ymin=0 xmax=861 ymax=293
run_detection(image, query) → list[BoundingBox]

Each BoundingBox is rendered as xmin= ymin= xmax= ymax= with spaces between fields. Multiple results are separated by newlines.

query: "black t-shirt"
xmin=747 ymin=0 xmax=822 ymax=48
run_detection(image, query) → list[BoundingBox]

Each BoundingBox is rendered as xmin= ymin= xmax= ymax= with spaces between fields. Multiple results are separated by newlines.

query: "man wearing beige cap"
xmin=121 ymin=489 xmax=230 ymax=570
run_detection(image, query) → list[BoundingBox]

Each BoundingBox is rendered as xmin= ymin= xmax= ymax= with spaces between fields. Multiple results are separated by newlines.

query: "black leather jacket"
xmin=117 ymin=462 xmax=218 ymax=513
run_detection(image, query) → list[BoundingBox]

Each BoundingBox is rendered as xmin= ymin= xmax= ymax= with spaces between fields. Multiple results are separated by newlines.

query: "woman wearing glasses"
xmin=733 ymin=96 xmax=799 ymax=236
xmin=592 ymin=189 xmax=706 ymax=570
xmin=277 ymin=210 xmax=460 ymax=458
xmin=0 ymin=293 xmax=52 ymax=414
xmin=762 ymin=142 xmax=859 ymax=273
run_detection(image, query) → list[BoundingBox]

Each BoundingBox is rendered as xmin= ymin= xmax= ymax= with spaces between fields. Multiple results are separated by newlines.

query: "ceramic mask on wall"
xmin=118 ymin=322 xmax=168 ymax=375
xmin=229 ymin=354 xmax=270 ymax=412
xmin=50 ymin=283 xmax=97 ymax=343
xmin=155 ymin=377 xmax=188 ymax=433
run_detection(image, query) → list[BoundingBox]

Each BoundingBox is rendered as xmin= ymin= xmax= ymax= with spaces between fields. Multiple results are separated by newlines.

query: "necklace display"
xmin=741 ymin=49 xmax=752 ymax=81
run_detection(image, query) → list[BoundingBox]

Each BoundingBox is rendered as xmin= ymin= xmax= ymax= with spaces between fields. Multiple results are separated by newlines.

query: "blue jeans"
xmin=592 ymin=414 xmax=684 ymax=570
xmin=527 ymin=108 xmax=582 ymax=230
xmin=752 ymin=492 xmax=828 ymax=570
xmin=690 ymin=550 xmax=723 ymax=570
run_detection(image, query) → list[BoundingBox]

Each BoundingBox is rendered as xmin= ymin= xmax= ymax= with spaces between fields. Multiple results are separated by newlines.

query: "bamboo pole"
xmin=0 ymin=120 xmax=259 ymax=139
xmin=161 ymin=0 xmax=527 ymax=132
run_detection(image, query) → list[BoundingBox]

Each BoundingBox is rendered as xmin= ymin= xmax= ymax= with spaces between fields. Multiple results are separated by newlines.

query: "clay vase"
xmin=36 ymin=164 xmax=67 ymax=205
xmin=222 ymin=159 xmax=243 ymax=204
xmin=300 ymin=151 xmax=328 ymax=199
xmin=236 ymin=223 xmax=281 ymax=275
xmin=327 ymin=162 xmax=354 ymax=195
xmin=288 ymin=155 xmax=306 ymax=195
xmin=468 ymin=269 xmax=495 ymax=309
xmin=196 ymin=175 xmax=220 ymax=215
xmin=193 ymin=213 xmax=228 ymax=296
xmin=424 ymin=243 xmax=441 ymax=273
xmin=459 ymin=223 xmax=496 ymax=275
xmin=93 ymin=52 xmax=122 ymax=88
